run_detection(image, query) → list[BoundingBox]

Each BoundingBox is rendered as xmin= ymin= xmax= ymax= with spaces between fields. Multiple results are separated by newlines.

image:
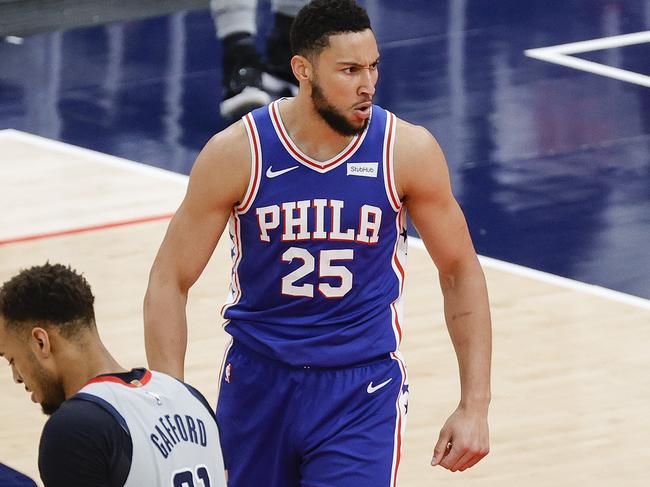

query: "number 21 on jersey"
xmin=172 ymin=465 xmax=212 ymax=487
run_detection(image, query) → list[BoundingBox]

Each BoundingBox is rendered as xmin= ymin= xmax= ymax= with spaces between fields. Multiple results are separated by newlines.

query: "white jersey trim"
xmin=382 ymin=111 xmax=401 ymax=212
xmin=237 ymin=113 xmax=262 ymax=214
xmin=389 ymin=207 xmax=407 ymax=348
xmin=385 ymin=110 xmax=405 ymax=350
xmin=221 ymin=211 xmax=244 ymax=319
xmin=223 ymin=114 xmax=259 ymax=318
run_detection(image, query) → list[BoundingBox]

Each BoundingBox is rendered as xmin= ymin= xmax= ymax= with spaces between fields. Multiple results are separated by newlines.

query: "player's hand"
xmin=431 ymin=403 xmax=489 ymax=472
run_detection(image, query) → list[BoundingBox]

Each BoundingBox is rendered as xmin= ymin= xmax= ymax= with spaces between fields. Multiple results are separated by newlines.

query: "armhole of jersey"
xmin=73 ymin=392 xmax=131 ymax=436
xmin=236 ymin=113 xmax=262 ymax=214
xmin=175 ymin=380 xmax=217 ymax=424
xmin=383 ymin=111 xmax=401 ymax=212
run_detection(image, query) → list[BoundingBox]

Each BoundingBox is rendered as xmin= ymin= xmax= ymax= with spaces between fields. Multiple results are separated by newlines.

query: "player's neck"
xmin=279 ymin=96 xmax=355 ymax=162
xmin=60 ymin=338 xmax=128 ymax=399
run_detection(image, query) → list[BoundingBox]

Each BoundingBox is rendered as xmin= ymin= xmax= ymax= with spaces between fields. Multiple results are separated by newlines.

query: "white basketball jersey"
xmin=77 ymin=370 xmax=226 ymax=487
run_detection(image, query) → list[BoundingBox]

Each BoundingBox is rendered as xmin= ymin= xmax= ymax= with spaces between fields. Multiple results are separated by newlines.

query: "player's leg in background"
xmin=210 ymin=0 xmax=271 ymax=118
xmin=263 ymin=0 xmax=305 ymax=95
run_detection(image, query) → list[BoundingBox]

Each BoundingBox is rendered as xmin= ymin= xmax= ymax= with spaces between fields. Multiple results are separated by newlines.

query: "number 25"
xmin=281 ymin=248 xmax=353 ymax=298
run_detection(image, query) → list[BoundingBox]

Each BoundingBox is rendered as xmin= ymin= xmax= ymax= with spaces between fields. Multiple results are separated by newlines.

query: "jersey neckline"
xmin=268 ymin=99 xmax=371 ymax=173
xmin=83 ymin=368 xmax=152 ymax=388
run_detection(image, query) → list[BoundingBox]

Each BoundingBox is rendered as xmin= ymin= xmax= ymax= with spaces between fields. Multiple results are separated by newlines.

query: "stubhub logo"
xmin=347 ymin=162 xmax=378 ymax=178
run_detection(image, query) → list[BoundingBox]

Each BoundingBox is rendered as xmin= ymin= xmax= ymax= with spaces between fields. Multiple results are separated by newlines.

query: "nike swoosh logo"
xmin=367 ymin=378 xmax=393 ymax=394
xmin=266 ymin=165 xmax=299 ymax=178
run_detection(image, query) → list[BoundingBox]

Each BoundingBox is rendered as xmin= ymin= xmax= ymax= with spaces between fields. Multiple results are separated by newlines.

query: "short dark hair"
xmin=0 ymin=263 xmax=96 ymax=338
xmin=291 ymin=0 xmax=371 ymax=59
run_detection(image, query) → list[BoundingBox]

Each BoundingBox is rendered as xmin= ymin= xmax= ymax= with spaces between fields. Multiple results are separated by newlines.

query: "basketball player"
xmin=0 ymin=263 xmax=227 ymax=487
xmin=145 ymin=0 xmax=492 ymax=485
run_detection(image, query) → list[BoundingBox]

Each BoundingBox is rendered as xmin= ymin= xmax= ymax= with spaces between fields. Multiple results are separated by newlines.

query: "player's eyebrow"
xmin=336 ymin=57 xmax=380 ymax=67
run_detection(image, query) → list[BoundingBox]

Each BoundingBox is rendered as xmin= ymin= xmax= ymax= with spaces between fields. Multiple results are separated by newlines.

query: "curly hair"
xmin=291 ymin=0 xmax=371 ymax=59
xmin=0 ymin=263 xmax=96 ymax=338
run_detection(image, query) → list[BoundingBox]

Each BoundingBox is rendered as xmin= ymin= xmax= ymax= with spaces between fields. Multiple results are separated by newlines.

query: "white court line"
xmin=525 ymin=31 xmax=650 ymax=88
xmin=4 ymin=129 xmax=649 ymax=310
xmin=410 ymin=238 xmax=650 ymax=310
xmin=533 ymin=31 xmax=650 ymax=54
xmin=0 ymin=129 xmax=189 ymax=184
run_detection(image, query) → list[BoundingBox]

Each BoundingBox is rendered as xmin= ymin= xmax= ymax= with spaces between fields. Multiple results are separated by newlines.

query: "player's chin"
xmin=346 ymin=115 xmax=367 ymax=132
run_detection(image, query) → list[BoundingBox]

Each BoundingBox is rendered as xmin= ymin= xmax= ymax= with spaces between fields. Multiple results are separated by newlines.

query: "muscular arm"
xmin=144 ymin=122 xmax=250 ymax=380
xmin=395 ymin=120 xmax=491 ymax=471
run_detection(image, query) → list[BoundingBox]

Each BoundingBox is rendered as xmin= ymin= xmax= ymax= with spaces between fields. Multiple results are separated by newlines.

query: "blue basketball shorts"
xmin=215 ymin=341 xmax=409 ymax=487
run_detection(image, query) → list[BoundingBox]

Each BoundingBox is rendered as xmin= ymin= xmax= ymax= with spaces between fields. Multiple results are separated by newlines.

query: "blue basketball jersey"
xmin=221 ymin=100 xmax=407 ymax=367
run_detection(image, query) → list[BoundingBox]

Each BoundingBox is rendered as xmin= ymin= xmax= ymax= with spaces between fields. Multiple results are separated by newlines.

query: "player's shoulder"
xmin=39 ymin=397 xmax=132 ymax=486
xmin=196 ymin=119 xmax=251 ymax=171
xmin=390 ymin=116 xmax=449 ymax=199
xmin=187 ymin=118 xmax=252 ymax=200
xmin=40 ymin=397 xmax=125 ymax=460
xmin=394 ymin=117 xmax=439 ymax=152
xmin=392 ymin=116 xmax=445 ymax=169
xmin=42 ymin=395 xmax=120 ymax=439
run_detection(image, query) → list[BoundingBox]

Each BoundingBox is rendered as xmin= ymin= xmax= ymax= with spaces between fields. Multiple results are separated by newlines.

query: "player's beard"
xmin=28 ymin=351 xmax=66 ymax=416
xmin=311 ymin=79 xmax=368 ymax=136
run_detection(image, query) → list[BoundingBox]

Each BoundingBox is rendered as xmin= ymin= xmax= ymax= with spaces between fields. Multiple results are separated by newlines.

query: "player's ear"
xmin=30 ymin=327 xmax=52 ymax=359
xmin=291 ymin=55 xmax=312 ymax=82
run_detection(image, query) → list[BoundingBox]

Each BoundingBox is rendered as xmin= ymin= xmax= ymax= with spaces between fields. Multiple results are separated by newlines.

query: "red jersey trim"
xmin=268 ymin=100 xmax=370 ymax=173
xmin=84 ymin=369 xmax=152 ymax=388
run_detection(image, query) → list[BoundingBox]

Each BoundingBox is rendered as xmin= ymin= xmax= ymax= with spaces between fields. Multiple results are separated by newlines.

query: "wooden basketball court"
xmin=1 ymin=129 xmax=649 ymax=486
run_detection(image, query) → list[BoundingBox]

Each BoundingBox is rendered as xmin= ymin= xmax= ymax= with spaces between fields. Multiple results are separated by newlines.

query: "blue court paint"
xmin=1 ymin=1 xmax=649 ymax=298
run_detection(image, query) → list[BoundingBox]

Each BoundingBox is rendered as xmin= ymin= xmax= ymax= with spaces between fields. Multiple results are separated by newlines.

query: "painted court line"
xmin=409 ymin=238 xmax=650 ymax=311
xmin=0 ymin=129 xmax=187 ymax=245
xmin=0 ymin=213 xmax=174 ymax=246
xmin=525 ymin=31 xmax=650 ymax=88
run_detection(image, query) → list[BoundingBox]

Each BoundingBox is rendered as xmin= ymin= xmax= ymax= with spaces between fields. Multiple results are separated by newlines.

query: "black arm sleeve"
xmin=38 ymin=398 xmax=133 ymax=487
